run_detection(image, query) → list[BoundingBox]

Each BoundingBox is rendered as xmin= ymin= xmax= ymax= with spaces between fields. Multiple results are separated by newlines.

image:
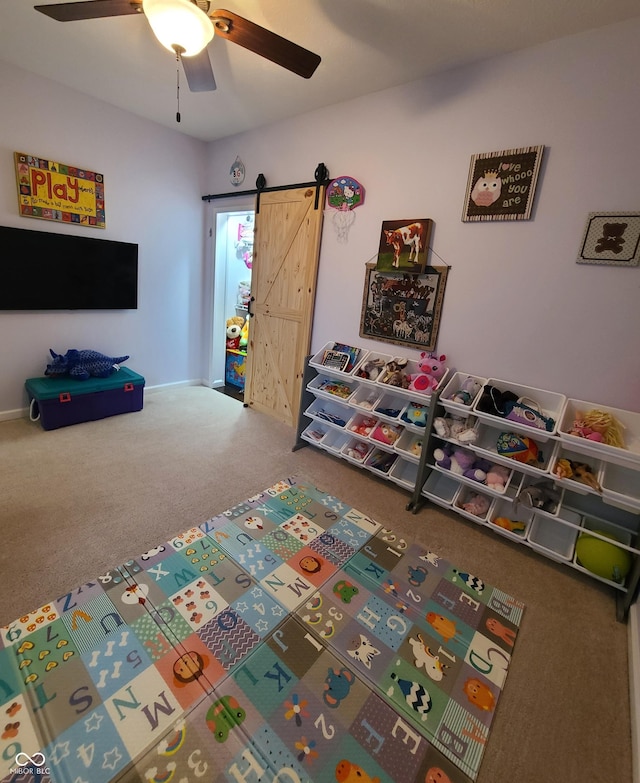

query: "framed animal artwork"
xmin=376 ymin=219 xmax=433 ymax=273
xmin=462 ymin=145 xmax=544 ymax=222
xmin=359 ymin=262 xmax=448 ymax=351
xmin=576 ymin=212 xmax=640 ymax=266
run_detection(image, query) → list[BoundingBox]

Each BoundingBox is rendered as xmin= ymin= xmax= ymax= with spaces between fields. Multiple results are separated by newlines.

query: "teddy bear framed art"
xmin=359 ymin=262 xmax=448 ymax=351
xmin=576 ymin=211 xmax=640 ymax=266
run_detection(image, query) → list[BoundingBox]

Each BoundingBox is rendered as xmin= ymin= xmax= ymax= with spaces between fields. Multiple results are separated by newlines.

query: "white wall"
xmin=0 ymin=60 xmax=207 ymax=416
xmin=204 ymin=18 xmax=640 ymax=412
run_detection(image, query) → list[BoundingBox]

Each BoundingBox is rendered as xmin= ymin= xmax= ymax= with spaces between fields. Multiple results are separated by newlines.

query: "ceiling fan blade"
xmin=182 ymin=50 xmax=217 ymax=92
xmin=34 ymin=0 xmax=142 ymax=22
xmin=211 ymin=9 xmax=320 ymax=79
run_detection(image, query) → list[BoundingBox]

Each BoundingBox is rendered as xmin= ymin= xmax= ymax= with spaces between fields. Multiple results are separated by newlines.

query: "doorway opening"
xmin=210 ymin=203 xmax=255 ymax=401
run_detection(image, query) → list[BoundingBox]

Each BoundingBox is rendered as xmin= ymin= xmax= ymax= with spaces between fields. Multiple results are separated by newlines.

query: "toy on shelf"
xmin=460 ymin=492 xmax=491 ymax=517
xmin=575 ymin=530 xmax=632 ymax=583
xmin=433 ymin=443 xmax=491 ymax=482
xmin=367 ymin=449 xmax=397 ymax=473
xmin=379 ymin=358 xmax=410 ymax=389
xmin=410 ymin=439 xmax=423 ymax=457
xmin=401 ymin=401 xmax=429 ymax=428
xmin=433 ymin=415 xmax=477 ymax=444
xmin=516 ymin=480 xmax=562 ymax=514
xmin=349 ymin=416 xmax=377 ymax=437
xmin=45 ymin=349 xmax=129 ymax=380
xmin=447 ymin=375 xmax=483 ymax=406
xmin=552 ymin=458 xmax=601 ymax=491
xmin=318 ymin=379 xmax=354 ymax=399
xmin=485 ymin=463 xmax=511 ymax=492
xmin=496 ymin=432 xmax=543 ymax=466
xmin=344 ymin=441 xmax=371 ymax=461
xmin=568 ymin=409 xmax=626 ymax=448
xmin=491 ymin=517 xmax=527 ymax=535
xmin=407 ymin=352 xmax=447 ymax=394
xmin=355 ymin=357 xmax=385 ymax=381
xmin=226 ymin=316 xmax=245 ymax=349
xmin=372 ymin=422 xmax=402 ymax=446
xmin=476 ymin=385 xmax=519 ymax=416
xmin=315 ymin=408 xmax=348 ymax=427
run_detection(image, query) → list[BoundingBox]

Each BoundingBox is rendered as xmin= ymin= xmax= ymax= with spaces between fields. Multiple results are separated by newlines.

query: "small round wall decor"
xmin=230 ymin=156 xmax=245 ymax=186
xmin=326 ymin=176 xmax=365 ymax=243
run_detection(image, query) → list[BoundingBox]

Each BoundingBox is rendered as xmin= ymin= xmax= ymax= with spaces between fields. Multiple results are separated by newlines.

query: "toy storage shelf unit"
xmin=294 ymin=345 xmax=640 ymax=621
xmin=294 ymin=341 xmax=444 ymax=499
xmin=429 ymin=372 xmax=640 ymax=621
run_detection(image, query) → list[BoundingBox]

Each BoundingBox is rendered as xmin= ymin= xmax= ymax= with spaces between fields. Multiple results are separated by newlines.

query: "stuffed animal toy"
xmin=407 ymin=352 xmax=447 ymax=394
xmin=349 ymin=416 xmax=377 ymax=437
xmin=448 ymin=375 xmax=483 ymax=406
xmin=433 ymin=416 xmax=477 ymax=444
xmin=460 ymin=493 xmax=491 ymax=517
xmin=240 ymin=315 xmax=249 ymax=349
xmin=379 ymin=357 xmax=410 ymax=388
xmin=433 ymin=443 xmax=490 ymax=481
xmin=355 ymin=357 xmax=385 ymax=381
xmin=484 ymin=463 xmax=511 ymax=492
xmin=400 ymin=401 xmax=429 ymax=428
xmin=516 ymin=480 xmax=561 ymax=514
xmin=45 ymin=349 xmax=129 ymax=380
xmin=226 ymin=316 xmax=245 ymax=349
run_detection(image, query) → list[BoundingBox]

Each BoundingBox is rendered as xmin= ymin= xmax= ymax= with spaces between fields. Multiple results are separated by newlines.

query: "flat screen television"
xmin=0 ymin=224 xmax=138 ymax=310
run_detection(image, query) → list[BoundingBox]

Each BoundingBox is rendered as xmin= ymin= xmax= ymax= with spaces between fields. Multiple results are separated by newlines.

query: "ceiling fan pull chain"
xmin=175 ymin=49 xmax=182 ymax=123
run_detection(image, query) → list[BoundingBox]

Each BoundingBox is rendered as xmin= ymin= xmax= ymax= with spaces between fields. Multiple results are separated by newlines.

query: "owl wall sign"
xmin=462 ymin=145 xmax=544 ymax=222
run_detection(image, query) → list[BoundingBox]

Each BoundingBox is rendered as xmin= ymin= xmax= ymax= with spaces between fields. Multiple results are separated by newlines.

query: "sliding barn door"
xmin=244 ymin=186 xmax=325 ymax=426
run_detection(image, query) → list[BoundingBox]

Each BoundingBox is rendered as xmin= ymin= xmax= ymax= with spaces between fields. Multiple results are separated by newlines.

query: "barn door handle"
xmin=248 ymin=296 xmax=255 ymax=317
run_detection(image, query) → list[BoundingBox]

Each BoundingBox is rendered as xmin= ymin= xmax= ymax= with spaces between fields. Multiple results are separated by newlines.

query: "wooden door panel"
xmin=245 ymin=186 xmax=324 ymax=426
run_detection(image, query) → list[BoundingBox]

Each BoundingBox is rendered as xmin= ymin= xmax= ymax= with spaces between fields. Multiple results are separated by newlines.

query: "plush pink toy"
xmin=461 ymin=493 xmax=491 ymax=517
xmin=407 ymin=352 xmax=447 ymax=394
xmin=485 ymin=463 xmax=511 ymax=491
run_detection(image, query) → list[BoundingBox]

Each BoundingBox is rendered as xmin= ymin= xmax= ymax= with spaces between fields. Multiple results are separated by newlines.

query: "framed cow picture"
xmin=359 ymin=262 xmax=448 ymax=351
xmin=376 ymin=218 xmax=433 ymax=273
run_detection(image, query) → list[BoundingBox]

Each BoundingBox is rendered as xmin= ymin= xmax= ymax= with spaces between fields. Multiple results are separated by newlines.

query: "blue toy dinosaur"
xmin=45 ymin=349 xmax=129 ymax=380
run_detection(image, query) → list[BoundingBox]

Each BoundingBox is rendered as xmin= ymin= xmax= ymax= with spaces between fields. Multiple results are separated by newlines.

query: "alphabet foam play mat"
xmin=0 ymin=478 xmax=524 ymax=783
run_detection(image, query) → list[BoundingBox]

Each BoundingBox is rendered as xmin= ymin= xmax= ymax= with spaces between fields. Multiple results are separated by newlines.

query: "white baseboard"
xmin=630 ymin=600 xmax=640 ymax=783
xmin=0 ymin=379 xmax=205 ymax=421
xmin=0 ymin=408 xmax=26 ymax=422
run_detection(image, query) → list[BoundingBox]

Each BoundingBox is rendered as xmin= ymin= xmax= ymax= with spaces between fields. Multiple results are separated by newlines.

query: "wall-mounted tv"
xmin=0 ymin=224 xmax=138 ymax=310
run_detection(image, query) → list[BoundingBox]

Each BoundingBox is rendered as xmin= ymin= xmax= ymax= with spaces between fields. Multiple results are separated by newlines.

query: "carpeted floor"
xmin=0 ymin=385 xmax=633 ymax=783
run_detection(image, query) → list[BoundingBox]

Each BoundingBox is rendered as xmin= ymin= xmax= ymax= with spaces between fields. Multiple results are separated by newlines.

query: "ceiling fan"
xmin=34 ymin=0 xmax=322 ymax=93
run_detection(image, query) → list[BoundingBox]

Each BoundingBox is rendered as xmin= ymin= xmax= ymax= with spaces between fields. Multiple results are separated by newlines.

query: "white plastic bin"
xmin=440 ymin=371 xmax=487 ymax=416
xmin=309 ymin=341 xmax=367 ymax=378
xmin=305 ymin=397 xmax=350 ymax=428
xmin=527 ymin=508 xmax=581 ymax=562
xmin=389 ymin=458 xmax=419 ymax=489
xmin=395 ymin=429 xmax=424 ymax=463
xmin=308 ymin=374 xmax=357 ymax=402
xmin=453 ymin=485 xmax=495 ymax=524
xmin=352 ymin=351 xmax=394 ymax=385
xmin=601 ymin=462 xmax=640 ymax=512
xmin=559 ymin=398 xmax=640 ymax=469
xmin=488 ymin=498 xmax=533 ymax=542
xmin=422 ymin=471 xmax=460 ymax=507
xmin=472 ymin=378 xmax=566 ymax=441
xmin=572 ymin=515 xmax=634 ymax=586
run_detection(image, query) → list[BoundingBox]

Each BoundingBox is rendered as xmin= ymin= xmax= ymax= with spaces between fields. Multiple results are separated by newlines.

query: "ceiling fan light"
xmin=143 ymin=0 xmax=213 ymax=57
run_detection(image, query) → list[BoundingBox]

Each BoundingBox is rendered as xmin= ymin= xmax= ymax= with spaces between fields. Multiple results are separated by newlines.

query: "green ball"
xmin=575 ymin=530 xmax=632 ymax=583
